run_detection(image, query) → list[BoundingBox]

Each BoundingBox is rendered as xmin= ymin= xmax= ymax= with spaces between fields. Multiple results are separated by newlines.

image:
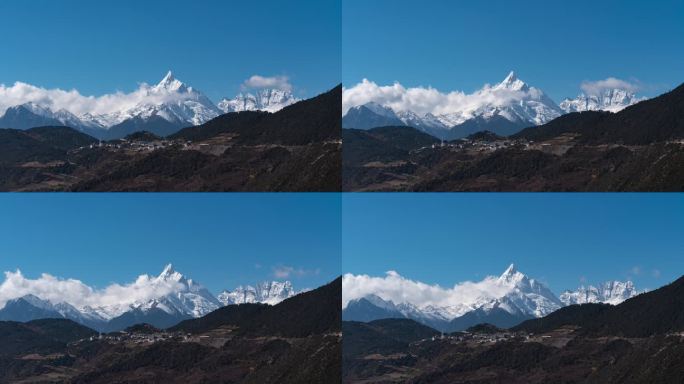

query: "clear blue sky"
xmin=343 ymin=194 xmax=684 ymax=294
xmin=342 ymin=0 xmax=684 ymax=101
xmin=0 ymin=0 xmax=340 ymax=101
xmin=0 ymin=194 xmax=341 ymax=293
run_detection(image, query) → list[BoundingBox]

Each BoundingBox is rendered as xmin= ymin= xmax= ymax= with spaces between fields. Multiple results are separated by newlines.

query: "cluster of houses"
xmin=72 ymin=138 xmax=192 ymax=154
xmin=415 ymin=330 xmax=531 ymax=346
xmin=73 ymin=330 xmax=192 ymax=346
xmin=415 ymin=137 xmax=531 ymax=154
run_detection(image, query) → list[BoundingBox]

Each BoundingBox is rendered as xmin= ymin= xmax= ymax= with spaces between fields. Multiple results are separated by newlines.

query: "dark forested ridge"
xmin=0 ymin=319 xmax=96 ymax=356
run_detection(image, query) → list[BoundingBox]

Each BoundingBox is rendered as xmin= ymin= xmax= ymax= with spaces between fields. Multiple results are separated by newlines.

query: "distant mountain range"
xmin=0 ymin=71 xmax=299 ymax=139
xmin=342 ymin=265 xmax=643 ymax=332
xmin=0 ymin=264 xmax=299 ymax=332
xmin=342 ymin=72 xmax=647 ymax=139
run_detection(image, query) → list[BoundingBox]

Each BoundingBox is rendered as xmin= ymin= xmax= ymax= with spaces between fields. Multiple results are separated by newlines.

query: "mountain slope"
xmin=516 ymin=82 xmax=684 ymax=144
xmin=515 ymin=274 xmax=684 ymax=337
xmin=0 ymin=319 xmax=96 ymax=356
xmin=342 ymin=319 xmax=439 ymax=358
xmin=0 ymin=105 xmax=64 ymax=129
xmin=342 ymin=296 xmax=406 ymax=323
xmin=172 ymin=276 xmax=341 ymax=337
xmin=172 ymin=85 xmax=341 ymax=145
xmin=0 ymin=295 xmax=63 ymax=322
xmin=342 ymin=103 xmax=405 ymax=129
xmin=342 ymin=126 xmax=439 ymax=167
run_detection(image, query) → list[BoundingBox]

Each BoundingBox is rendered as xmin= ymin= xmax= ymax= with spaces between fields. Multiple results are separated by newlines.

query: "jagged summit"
xmin=495 ymin=71 xmax=528 ymax=91
xmin=498 ymin=263 xmax=526 ymax=284
xmin=502 ymin=71 xmax=518 ymax=84
xmin=154 ymin=70 xmax=187 ymax=92
xmin=157 ymin=263 xmax=183 ymax=281
xmin=502 ymin=263 xmax=517 ymax=276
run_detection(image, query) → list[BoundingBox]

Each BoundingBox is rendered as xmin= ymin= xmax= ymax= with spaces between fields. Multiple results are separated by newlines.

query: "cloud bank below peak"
xmin=342 ymin=75 xmax=647 ymax=117
xmin=0 ymin=78 xmax=202 ymax=117
xmin=0 ymin=269 xmax=184 ymax=310
xmin=342 ymin=74 xmax=554 ymax=118
xmin=342 ymin=270 xmax=512 ymax=309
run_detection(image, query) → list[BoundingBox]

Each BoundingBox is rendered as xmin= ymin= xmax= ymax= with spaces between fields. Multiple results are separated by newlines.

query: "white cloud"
xmin=272 ymin=265 xmax=320 ymax=279
xmin=342 ymin=78 xmax=546 ymax=118
xmin=0 ymin=78 xmax=200 ymax=117
xmin=242 ymin=75 xmax=292 ymax=92
xmin=580 ymin=77 xmax=640 ymax=96
xmin=342 ymin=271 xmax=511 ymax=309
xmin=0 ymin=269 xmax=183 ymax=310
xmin=652 ymin=269 xmax=661 ymax=279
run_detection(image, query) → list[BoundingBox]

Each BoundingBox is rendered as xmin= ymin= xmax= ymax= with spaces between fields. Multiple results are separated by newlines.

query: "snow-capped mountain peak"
xmin=157 ymin=263 xmax=184 ymax=282
xmin=154 ymin=70 xmax=187 ymax=93
xmin=498 ymin=263 xmax=524 ymax=283
xmin=495 ymin=71 xmax=529 ymax=92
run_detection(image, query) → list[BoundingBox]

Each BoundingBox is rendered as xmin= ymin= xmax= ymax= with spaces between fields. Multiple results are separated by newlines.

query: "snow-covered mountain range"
xmin=559 ymin=88 xmax=646 ymax=113
xmin=342 ymin=72 xmax=647 ymax=139
xmin=218 ymin=281 xmax=298 ymax=306
xmin=560 ymin=280 xmax=644 ymax=306
xmin=217 ymin=89 xmax=299 ymax=113
xmin=0 ymin=72 xmax=295 ymax=139
xmin=0 ymin=264 xmax=298 ymax=332
xmin=342 ymin=265 xmax=643 ymax=332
